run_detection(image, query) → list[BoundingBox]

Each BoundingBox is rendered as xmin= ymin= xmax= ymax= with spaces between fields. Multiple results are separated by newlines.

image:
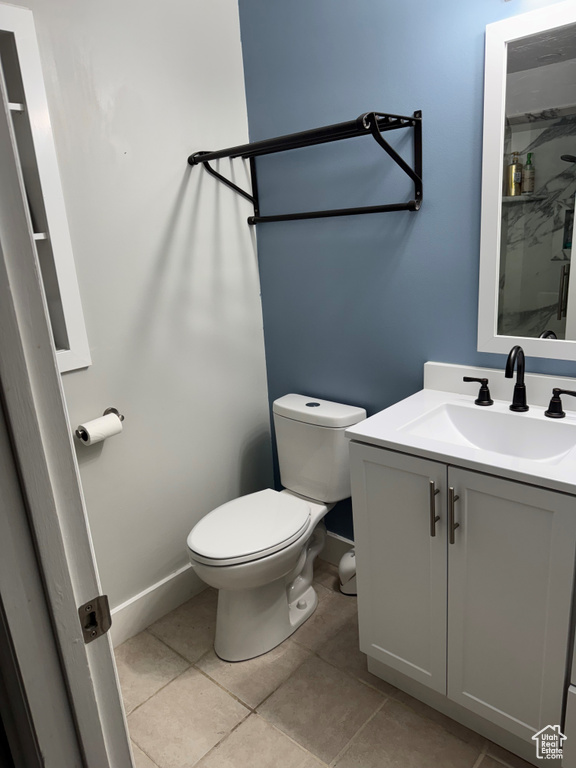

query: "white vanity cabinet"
xmin=349 ymin=445 xmax=448 ymax=692
xmin=350 ymin=441 xmax=576 ymax=745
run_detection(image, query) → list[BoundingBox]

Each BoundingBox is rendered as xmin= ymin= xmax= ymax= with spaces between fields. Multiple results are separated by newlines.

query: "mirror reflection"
xmin=498 ymin=23 xmax=576 ymax=340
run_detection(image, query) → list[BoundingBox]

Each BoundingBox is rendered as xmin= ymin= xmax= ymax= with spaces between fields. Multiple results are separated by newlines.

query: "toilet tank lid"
xmin=273 ymin=394 xmax=366 ymax=428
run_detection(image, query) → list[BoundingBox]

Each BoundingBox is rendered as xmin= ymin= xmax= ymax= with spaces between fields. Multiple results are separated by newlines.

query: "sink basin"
xmin=400 ymin=402 xmax=576 ymax=463
xmin=345 ymin=377 xmax=576 ymax=496
xmin=399 ymin=402 xmax=576 ymax=463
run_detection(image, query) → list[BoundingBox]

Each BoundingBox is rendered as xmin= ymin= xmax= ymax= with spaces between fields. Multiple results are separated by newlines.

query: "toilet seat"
xmin=187 ymin=489 xmax=312 ymax=567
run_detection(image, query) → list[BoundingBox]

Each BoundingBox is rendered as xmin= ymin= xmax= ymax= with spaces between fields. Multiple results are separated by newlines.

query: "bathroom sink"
xmin=399 ymin=402 xmax=576 ymax=463
xmin=345 ymin=387 xmax=576 ymax=495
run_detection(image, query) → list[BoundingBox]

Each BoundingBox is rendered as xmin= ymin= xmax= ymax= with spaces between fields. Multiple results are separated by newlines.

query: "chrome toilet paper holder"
xmin=75 ymin=407 xmax=125 ymax=441
xmin=103 ymin=407 xmax=124 ymax=421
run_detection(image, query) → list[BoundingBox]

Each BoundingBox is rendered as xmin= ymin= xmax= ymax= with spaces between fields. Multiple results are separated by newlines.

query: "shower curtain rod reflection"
xmin=187 ymin=110 xmax=423 ymax=225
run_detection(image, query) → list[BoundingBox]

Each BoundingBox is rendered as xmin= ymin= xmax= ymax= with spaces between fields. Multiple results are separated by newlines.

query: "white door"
xmin=0 ymin=394 xmax=84 ymax=767
xmin=0 ymin=46 xmax=132 ymax=768
xmin=447 ymin=467 xmax=576 ymax=741
xmin=350 ymin=442 xmax=448 ymax=693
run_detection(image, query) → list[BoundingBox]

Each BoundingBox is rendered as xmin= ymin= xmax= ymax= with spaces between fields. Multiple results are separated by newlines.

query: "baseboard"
xmin=110 ymin=564 xmax=206 ymax=647
xmin=111 ymin=534 xmax=353 ymax=647
xmin=320 ymin=531 xmax=354 ymax=567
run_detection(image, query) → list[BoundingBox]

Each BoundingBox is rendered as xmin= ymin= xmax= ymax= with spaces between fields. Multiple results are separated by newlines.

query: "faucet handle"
xmin=544 ymin=388 xmax=576 ymax=419
xmin=463 ymin=377 xmax=494 ymax=406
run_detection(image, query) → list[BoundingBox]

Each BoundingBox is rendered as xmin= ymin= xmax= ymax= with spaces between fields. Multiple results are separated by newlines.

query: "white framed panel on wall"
xmin=0 ymin=3 xmax=90 ymax=373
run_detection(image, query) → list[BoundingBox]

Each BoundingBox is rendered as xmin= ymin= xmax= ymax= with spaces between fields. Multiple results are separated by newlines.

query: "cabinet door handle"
xmin=448 ymin=486 xmax=460 ymax=545
xmin=429 ymin=480 xmax=440 ymax=537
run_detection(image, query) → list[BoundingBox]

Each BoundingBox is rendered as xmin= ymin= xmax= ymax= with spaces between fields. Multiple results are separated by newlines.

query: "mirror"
xmin=478 ymin=2 xmax=576 ymax=360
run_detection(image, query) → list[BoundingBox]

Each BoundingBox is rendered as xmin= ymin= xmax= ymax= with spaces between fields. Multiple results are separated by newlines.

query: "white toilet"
xmin=186 ymin=394 xmax=366 ymax=661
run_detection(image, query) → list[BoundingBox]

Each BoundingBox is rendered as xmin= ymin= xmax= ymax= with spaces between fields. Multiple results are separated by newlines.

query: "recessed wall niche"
xmin=0 ymin=5 xmax=90 ymax=372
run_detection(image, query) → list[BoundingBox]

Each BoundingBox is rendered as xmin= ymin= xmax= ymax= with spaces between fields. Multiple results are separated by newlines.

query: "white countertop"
xmin=346 ymin=387 xmax=576 ymax=497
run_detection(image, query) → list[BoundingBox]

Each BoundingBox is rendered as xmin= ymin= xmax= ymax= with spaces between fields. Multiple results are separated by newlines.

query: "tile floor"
xmin=115 ymin=561 xmax=533 ymax=768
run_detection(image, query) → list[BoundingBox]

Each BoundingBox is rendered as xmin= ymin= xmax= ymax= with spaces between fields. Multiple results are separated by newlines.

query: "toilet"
xmin=186 ymin=394 xmax=366 ymax=661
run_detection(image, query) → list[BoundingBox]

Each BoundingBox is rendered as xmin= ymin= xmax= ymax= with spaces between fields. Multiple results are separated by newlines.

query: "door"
xmin=350 ymin=442 xmax=448 ymax=693
xmin=0 ymin=43 xmax=132 ymax=768
xmin=447 ymin=467 xmax=576 ymax=741
xmin=0 ymin=395 xmax=83 ymax=767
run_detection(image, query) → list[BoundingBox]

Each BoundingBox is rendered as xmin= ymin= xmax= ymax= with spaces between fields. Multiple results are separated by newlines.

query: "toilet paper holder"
xmin=103 ymin=407 xmax=124 ymax=422
xmin=75 ymin=407 xmax=125 ymax=442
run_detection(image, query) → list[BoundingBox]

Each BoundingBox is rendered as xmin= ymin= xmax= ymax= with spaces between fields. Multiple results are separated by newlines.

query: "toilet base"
xmin=213 ymin=522 xmax=327 ymax=661
xmin=194 ymin=520 xmax=328 ymax=662
xmin=214 ymin=582 xmax=318 ymax=662
xmin=287 ymin=584 xmax=318 ymax=633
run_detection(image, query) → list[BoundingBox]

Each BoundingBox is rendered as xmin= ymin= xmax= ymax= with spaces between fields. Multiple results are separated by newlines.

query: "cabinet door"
xmin=447 ymin=467 xmax=576 ymax=741
xmin=350 ymin=443 xmax=447 ymax=693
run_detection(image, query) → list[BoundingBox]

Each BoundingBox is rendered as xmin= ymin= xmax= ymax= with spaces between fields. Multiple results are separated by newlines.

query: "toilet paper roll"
xmin=76 ymin=413 xmax=123 ymax=445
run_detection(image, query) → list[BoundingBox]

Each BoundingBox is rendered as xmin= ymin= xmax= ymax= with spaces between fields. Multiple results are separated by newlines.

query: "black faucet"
xmin=463 ymin=377 xmax=493 ymax=406
xmin=545 ymin=388 xmax=576 ymax=418
xmin=505 ymin=345 xmax=529 ymax=412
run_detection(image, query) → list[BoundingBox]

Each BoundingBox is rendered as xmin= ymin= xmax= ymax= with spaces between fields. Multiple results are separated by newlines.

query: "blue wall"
xmin=237 ymin=0 xmax=574 ymax=538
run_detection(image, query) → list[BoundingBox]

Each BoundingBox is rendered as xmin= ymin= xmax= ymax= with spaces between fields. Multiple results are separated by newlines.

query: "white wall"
xmin=15 ymin=0 xmax=273 ymax=639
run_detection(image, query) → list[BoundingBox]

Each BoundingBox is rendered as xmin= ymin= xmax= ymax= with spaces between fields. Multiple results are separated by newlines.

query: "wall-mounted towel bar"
xmin=187 ymin=111 xmax=422 ymax=225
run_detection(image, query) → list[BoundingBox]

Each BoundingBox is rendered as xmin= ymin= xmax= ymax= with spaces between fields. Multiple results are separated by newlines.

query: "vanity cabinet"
xmin=350 ymin=441 xmax=576 ymax=744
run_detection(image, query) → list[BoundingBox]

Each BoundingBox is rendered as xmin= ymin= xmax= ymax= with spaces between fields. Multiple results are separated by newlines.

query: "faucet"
xmin=505 ymin=345 xmax=529 ymax=412
xmin=545 ymin=388 xmax=576 ymax=418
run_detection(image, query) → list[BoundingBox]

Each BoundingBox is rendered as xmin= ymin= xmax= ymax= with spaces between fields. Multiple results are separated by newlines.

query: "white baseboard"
xmin=320 ymin=531 xmax=354 ymax=567
xmin=110 ymin=563 xmax=205 ymax=647
xmin=111 ymin=534 xmax=354 ymax=647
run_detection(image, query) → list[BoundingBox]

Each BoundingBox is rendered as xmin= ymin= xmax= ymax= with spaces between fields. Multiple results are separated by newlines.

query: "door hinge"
xmin=78 ymin=595 xmax=112 ymax=644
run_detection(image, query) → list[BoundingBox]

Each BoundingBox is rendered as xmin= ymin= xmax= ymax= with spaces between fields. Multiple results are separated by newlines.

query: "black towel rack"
xmin=187 ymin=110 xmax=422 ymax=225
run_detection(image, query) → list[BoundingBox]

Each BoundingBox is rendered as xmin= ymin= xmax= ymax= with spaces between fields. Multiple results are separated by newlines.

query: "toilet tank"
xmin=273 ymin=394 xmax=366 ymax=503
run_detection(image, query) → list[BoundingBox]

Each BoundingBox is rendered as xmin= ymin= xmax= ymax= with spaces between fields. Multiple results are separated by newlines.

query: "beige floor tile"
xmin=196 ymin=639 xmax=312 ymax=708
xmin=132 ymin=742 xmax=159 ymax=768
xmin=196 ymin=714 xmax=325 ymax=768
xmin=291 ymin=590 xmax=357 ymax=653
xmin=485 ymin=743 xmax=534 ymax=768
xmin=128 ymin=667 xmax=249 ymax=768
xmin=317 ymin=615 xmax=396 ymax=695
xmin=312 ymin=582 xmax=334 ymax=603
xmin=258 ymin=655 xmax=383 ymax=763
xmin=334 ymin=697 xmax=482 ymax=768
xmin=392 ymin=690 xmax=486 ymax=748
xmin=480 ymin=759 xmax=509 ymax=768
xmin=147 ymin=588 xmax=217 ymax=663
xmin=313 ymin=559 xmax=340 ymax=592
xmin=115 ymin=631 xmax=190 ymax=715
xmin=299 ymin=756 xmax=328 ymax=768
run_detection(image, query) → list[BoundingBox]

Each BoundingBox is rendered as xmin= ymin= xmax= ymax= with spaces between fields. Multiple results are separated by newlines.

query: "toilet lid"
xmin=187 ymin=489 xmax=311 ymax=564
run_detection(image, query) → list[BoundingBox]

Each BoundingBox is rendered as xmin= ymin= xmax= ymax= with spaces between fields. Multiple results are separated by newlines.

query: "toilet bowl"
xmin=187 ymin=394 xmax=366 ymax=662
xmin=188 ymin=490 xmax=330 ymax=661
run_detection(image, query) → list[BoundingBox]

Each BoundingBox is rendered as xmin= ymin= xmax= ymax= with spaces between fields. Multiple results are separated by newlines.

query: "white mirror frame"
xmin=478 ymin=0 xmax=576 ymax=361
